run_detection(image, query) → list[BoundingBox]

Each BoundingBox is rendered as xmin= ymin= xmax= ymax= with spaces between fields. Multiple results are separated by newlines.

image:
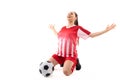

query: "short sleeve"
xmin=77 ymin=26 xmax=91 ymax=40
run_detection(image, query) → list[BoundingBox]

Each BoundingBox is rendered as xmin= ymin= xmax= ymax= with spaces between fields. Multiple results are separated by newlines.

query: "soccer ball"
xmin=39 ymin=61 xmax=54 ymax=77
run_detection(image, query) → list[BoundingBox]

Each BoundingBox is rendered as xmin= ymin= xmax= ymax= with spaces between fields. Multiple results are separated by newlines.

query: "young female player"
xmin=48 ymin=11 xmax=116 ymax=76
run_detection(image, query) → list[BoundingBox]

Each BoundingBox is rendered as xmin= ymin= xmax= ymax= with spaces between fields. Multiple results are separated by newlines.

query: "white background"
xmin=0 ymin=0 xmax=120 ymax=80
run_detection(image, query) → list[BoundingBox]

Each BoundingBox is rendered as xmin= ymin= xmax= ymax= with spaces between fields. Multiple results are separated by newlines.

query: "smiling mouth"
xmin=67 ymin=16 xmax=71 ymax=18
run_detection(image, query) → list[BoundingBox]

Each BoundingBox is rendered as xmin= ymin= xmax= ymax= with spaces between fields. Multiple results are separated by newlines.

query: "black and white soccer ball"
xmin=39 ymin=61 xmax=54 ymax=77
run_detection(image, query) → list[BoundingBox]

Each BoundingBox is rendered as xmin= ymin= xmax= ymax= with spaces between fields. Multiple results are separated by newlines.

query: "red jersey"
xmin=56 ymin=26 xmax=91 ymax=57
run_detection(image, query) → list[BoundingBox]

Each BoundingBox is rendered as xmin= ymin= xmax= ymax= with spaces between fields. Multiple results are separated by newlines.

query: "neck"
xmin=67 ymin=22 xmax=75 ymax=28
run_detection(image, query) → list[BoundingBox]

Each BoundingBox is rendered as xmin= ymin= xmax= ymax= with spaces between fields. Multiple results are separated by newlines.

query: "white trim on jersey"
xmin=77 ymin=29 xmax=90 ymax=39
xmin=66 ymin=39 xmax=70 ymax=57
xmin=57 ymin=38 xmax=75 ymax=57
xmin=71 ymin=43 xmax=74 ymax=57
xmin=62 ymin=38 xmax=65 ymax=57
xmin=58 ymin=38 xmax=62 ymax=56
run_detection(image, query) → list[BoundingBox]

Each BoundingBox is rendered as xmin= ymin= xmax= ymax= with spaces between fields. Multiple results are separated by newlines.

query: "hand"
xmin=48 ymin=24 xmax=58 ymax=36
xmin=49 ymin=24 xmax=55 ymax=30
xmin=106 ymin=23 xmax=116 ymax=31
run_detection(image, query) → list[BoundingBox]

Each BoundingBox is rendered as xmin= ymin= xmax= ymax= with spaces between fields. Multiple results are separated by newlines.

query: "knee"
xmin=63 ymin=69 xmax=71 ymax=76
xmin=49 ymin=57 xmax=58 ymax=66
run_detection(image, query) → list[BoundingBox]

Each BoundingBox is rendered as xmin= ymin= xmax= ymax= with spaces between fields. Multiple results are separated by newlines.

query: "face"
xmin=67 ymin=12 xmax=77 ymax=22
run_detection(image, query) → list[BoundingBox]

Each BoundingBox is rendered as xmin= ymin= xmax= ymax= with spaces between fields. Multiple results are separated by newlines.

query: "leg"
xmin=63 ymin=60 xmax=74 ymax=76
xmin=76 ymin=58 xmax=81 ymax=70
xmin=49 ymin=57 xmax=59 ymax=66
xmin=49 ymin=54 xmax=65 ymax=66
xmin=60 ymin=58 xmax=81 ymax=70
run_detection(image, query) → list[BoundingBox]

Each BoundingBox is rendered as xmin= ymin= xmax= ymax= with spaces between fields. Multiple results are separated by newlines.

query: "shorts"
xmin=52 ymin=54 xmax=77 ymax=72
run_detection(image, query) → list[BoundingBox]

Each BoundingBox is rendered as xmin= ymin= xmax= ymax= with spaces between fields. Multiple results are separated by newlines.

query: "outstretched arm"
xmin=49 ymin=24 xmax=58 ymax=36
xmin=89 ymin=23 xmax=116 ymax=38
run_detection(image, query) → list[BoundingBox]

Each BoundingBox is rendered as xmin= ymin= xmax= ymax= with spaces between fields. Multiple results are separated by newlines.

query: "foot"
xmin=76 ymin=58 xmax=81 ymax=70
xmin=60 ymin=64 xmax=64 ymax=67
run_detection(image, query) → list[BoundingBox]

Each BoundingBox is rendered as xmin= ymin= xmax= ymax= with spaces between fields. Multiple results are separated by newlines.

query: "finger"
xmin=49 ymin=24 xmax=52 ymax=27
xmin=111 ymin=23 xmax=114 ymax=26
xmin=113 ymin=24 xmax=116 ymax=27
xmin=112 ymin=23 xmax=116 ymax=27
xmin=107 ymin=24 xmax=109 ymax=27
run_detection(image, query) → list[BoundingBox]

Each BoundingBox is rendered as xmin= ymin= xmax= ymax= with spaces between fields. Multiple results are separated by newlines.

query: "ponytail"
xmin=74 ymin=12 xmax=79 ymax=26
xmin=74 ymin=12 xmax=79 ymax=45
xmin=74 ymin=19 xmax=78 ymax=26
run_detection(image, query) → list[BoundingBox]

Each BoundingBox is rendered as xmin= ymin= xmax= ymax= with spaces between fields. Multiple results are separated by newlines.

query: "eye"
xmin=70 ymin=12 xmax=73 ymax=15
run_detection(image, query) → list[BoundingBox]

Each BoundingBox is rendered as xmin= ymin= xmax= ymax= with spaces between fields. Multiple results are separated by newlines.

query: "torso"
xmin=57 ymin=26 xmax=79 ymax=57
xmin=56 ymin=25 xmax=91 ymax=57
